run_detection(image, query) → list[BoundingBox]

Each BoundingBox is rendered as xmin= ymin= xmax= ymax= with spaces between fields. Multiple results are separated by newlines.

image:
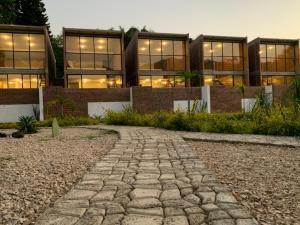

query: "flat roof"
xmin=197 ymin=34 xmax=247 ymax=42
xmin=63 ymin=27 xmax=122 ymax=37
xmin=249 ymin=37 xmax=299 ymax=46
xmin=138 ymin=31 xmax=189 ymax=40
xmin=0 ymin=24 xmax=45 ymax=33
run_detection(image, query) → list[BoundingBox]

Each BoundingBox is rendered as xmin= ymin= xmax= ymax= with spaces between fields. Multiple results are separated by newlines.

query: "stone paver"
xmin=35 ymin=126 xmax=258 ymax=225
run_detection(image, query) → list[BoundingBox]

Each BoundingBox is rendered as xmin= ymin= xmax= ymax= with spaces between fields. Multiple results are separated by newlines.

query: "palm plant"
xmin=177 ymin=71 xmax=201 ymax=113
xmin=17 ymin=116 xmax=37 ymax=134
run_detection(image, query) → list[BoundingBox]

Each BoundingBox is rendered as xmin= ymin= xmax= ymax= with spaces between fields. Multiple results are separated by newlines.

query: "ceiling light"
xmin=156 ymin=48 xmax=161 ymax=52
xmin=80 ymin=39 xmax=87 ymax=43
xmin=140 ymin=47 xmax=146 ymax=51
xmin=98 ymin=39 xmax=105 ymax=44
xmin=80 ymin=45 xmax=86 ymax=49
xmin=217 ymin=44 xmax=222 ymax=48
xmin=162 ymin=41 xmax=168 ymax=46
xmin=204 ymin=44 xmax=209 ymax=47
xmin=98 ymin=46 xmax=104 ymax=49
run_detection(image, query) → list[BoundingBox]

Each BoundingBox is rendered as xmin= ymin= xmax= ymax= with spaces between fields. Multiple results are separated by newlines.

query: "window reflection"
xmin=65 ymin=36 xmax=122 ymax=71
xmin=23 ymin=75 xmax=30 ymax=88
xmin=14 ymin=52 xmax=30 ymax=68
xmin=8 ymin=74 xmax=22 ymax=88
xmin=261 ymin=75 xmax=295 ymax=86
xmin=81 ymin=54 xmax=94 ymax=70
xmin=68 ymin=75 xmax=82 ymax=88
xmin=0 ymin=52 xmax=13 ymax=68
xmin=0 ymin=33 xmax=13 ymax=51
xmin=80 ymin=37 xmax=94 ymax=53
xmin=67 ymin=75 xmax=122 ymax=88
xmin=14 ymin=34 xmax=29 ymax=51
xmin=0 ymin=74 xmax=8 ymax=88
xmin=204 ymin=41 xmax=244 ymax=72
xmin=95 ymin=54 xmax=108 ymax=70
xmin=30 ymin=34 xmax=45 ymax=51
xmin=138 ymin=38 xmax=186 ymax=72
xmin=174 ymin=76 xmax=185 ymax=87
xmin=139 ymin=76 xmax=151 ymax=87
xmin=152 ymin=76 xmax=174 ymax=88
xmin=66 ymin=53 xmax=80 ymax=69
xmin=30 ymin=52 xmax=45 ymax=69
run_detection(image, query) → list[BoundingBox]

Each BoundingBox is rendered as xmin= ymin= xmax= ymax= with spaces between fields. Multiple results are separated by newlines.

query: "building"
xmin=190 ymin=35 xmax=249 ymax=87
xmin=248 ymin=38 xmax=300 ymax=86
xmin=0 ymin=24 xmax=55 ymax=89
xmin=63 ymin=28 xmax=125 ymax=88
xmin=125 ymin=32 xmax=190 ymax=88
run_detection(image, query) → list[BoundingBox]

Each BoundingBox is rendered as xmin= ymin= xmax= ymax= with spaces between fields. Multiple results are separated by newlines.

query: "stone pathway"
xmin=180 ymin=131 xmax=300 ymax=148
xmin=36 ymin=126 xmax=258 ymax=225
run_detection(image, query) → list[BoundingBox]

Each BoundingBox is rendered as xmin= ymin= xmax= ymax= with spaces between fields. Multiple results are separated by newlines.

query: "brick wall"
xmin=210 ymin=86 xmax=264 ymax=113
xmin=131 ymin=87 xmax=202 ymax=114
xmin=0 ymin=89 xmax=39 ymax=104
xmin=43 ymin=87 xmax=130 ymax=117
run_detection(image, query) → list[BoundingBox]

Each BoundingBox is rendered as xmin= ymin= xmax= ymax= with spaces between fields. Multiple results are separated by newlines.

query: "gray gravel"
xmin=190 ymin=141 xmax=300 ymax=225
xmin=0 ymin=127 xmax=118 ymax=225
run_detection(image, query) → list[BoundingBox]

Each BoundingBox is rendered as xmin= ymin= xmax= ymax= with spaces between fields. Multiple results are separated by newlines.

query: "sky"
xmin=43 ymin=0 xmax=300 ymax=42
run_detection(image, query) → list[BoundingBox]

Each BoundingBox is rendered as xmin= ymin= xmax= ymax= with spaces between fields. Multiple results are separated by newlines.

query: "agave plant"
xmin=17 ymin=116 xmax=37 ymax=134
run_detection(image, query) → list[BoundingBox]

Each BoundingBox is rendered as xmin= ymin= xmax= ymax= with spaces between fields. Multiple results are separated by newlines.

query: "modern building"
xmin=125 ymin=32 xmax=190 ymax=88
xmin=0 ymin=24 xmax=55 ymax=89
xmin=190 ymin=35 xmax=249 ymax=87
xmin=63 ymin=28 xmax=125 ymax=88
xmin=248 ymin=38 xmax=300 ymax=86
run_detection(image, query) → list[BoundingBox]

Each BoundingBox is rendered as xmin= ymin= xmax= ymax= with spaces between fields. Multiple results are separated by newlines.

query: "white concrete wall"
xmin=173 ymin=100 xmax=205 ymax=112
xmin=201 ymin=86 xmax=211 ymax=113
xmin=241 ymin=98 xmax=256 ymax=112
xmin=0 ymin=104 xmax=39 ymax=123
xmin=88 ymin=102 xmax=131 ymax=117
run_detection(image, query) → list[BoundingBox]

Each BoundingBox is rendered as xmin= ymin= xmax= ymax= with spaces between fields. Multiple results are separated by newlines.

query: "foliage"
xmin=102 ymin=105 xmax=300 ymax=137
xmin=177 ymin=71 xmax=202 ymax=113
xmin=285 ymin=75 xmax=300 ymax=113
xmin=0 ymin=123 xmax=17 ymax=129
xmin=118 ymin=26 xmax=151 ymax=49
xmin=51 ymin=35 xmax=64 ymax=79
xmin=15 ymin=0 xmax=52 ymax=36
xmin=0 ymin=0 xmax=16 ymax=24
xmin=17 ymin=116 xmax=37 ymax=134
xmin=52 ymin=118 xmax=59 ymax=137
xmin=0 ymin=132 xmax=7 ymax=138
xmin=12 ymin=131 xmax=24 ymax=138
xmin=45 ymin=95 xmax=76 ymax=118
xmin=32 ymin=104 xmax=40 ymax=121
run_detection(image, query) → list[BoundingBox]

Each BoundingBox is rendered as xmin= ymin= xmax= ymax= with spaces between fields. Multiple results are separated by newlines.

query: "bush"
xmin=0 ymin=132 xmax=7 ymax=138
xmin=12 ymin=131 xmax=24 ymax=138
xmin=102 ymin=106 xmax=300 ymax=137
xmin=17 ymin=116 xmax=37 ymax=134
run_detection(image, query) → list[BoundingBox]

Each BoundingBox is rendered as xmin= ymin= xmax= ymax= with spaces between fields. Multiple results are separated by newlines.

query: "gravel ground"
xmin=190 ymin=141 xmax=300 ymax=225
xmin=0 ymin=127 xmax=118 ymax=225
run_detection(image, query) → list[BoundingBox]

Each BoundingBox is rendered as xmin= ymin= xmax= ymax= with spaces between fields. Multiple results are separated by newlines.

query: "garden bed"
xmin=0 ymin=127 xmax=118 ymax=225
xmin=190 ymin=141 xmax=300 ymax=225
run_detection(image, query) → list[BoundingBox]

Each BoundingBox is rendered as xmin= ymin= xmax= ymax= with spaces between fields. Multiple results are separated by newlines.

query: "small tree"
xmin=177 ymin=71 xmax=201 ymax=113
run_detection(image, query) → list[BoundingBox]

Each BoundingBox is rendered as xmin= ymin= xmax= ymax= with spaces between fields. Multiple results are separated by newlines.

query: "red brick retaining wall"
xmin=131 ymin=87 xmax=202 ymax=114
xmin=210 ymin=86 xmax=264 ymax=113
xmin=43 ymin=87 xmax=130 ymax=117
xmin=0 ymin=89 xmax=39 ymax=105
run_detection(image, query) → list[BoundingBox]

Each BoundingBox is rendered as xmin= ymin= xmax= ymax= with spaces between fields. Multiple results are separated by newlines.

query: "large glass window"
xmin=139 ymin=75 xmax=185 ymax=88
xmin=65 ymin=36 xmax=122 ymax=71
xmin=0 ymin=33 xmax=45 ymax=69
xmin=203 ymin=41 xmax=244 ymax=71
xmin=260 ymin=44 xmax=296 ymax=72
xmin=203 ymin=75 xmax=243 ymax=87
xmin=0 ymin=74 xmax=44 ymax=89
xmin=67 ymin=75 xmax=122 ymax=88
xmin=262 ymin=75 xmax=295 ymax=86
xmin=138 ymin=38 xmax=186 ymax=71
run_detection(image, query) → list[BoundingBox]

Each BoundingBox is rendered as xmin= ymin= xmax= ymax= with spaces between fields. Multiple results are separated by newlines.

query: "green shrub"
xmin=12 ymin=131 xmax=24 ymax=138
xmin=0 ymin=132 xmax=7 ymax=138
xmin=0 ymin=123 xmax=17 ymax=129
xmin=102 ymin=105 xmax=300 ymax=137
xmin=17 ymin=116 xmax=37 ymax=134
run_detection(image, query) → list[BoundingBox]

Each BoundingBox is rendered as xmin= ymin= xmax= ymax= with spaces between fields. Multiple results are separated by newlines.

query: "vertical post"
xmin=201 ymin=85 xmax=211 ymax=113
xmin=130 ymin=87 xmax=133 ymax=109
xmin=39 ymin=87 xmax=44 ymax=121
xmin=265 ymin=85 xmax=273 ymax=104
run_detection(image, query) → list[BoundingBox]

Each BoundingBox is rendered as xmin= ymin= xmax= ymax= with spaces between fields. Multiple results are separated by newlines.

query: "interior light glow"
xmin=140 ymin=47 xmax=146 ymax=51
xmin=204 ymin=44 xmax=209 ymax=47
xmin=156 ymin=48 xmax=161 ymax=52
xmin=162 ymin=41 xmax=167 ymax=46
xmin=80 ymin=45 xmax=86 ymax=49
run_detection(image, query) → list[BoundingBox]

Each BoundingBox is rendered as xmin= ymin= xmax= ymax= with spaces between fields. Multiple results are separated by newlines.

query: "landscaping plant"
xmin=52 ymin=118 xmax=60 ymax=137
xmin=17 ymin=116 xmax=37 ymax=134
xmin=12 ymin=131 xmax=24 ymax=138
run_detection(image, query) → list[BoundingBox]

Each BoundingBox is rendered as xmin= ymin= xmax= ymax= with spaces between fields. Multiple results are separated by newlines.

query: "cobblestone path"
xmin=36 ymin=127 xmax=258 ymax=225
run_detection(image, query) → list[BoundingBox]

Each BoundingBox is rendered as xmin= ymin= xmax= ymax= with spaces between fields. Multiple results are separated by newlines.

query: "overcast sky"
xmin=43 ymin=0 xmax=300 ymax=42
